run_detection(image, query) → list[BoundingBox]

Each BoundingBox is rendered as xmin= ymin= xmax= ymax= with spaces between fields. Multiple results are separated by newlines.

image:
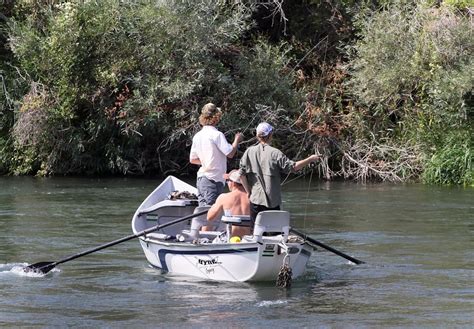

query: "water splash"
xmin=257 ymin=300 xmax=288 ymax=307
xmin=0 ymin=263 xmax=59 ymax=278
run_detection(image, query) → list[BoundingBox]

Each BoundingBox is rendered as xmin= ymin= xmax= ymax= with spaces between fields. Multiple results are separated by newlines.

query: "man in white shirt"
xmin=190 ymin=103 xmax=242 ymax=206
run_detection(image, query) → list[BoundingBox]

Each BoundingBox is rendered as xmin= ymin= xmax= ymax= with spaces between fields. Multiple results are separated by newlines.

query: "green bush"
xmin=422 ymin=131 xmax=473 ymax=185
xmin=436 ymin=0 xmax=474 ymax=9
xmin=230 ymin=41 xmax=302 ymax=125
xmin=6 ymin=0 xmax=260 ymax=175
xmin=3 ymin=0 xmax=472 ymax=185
xmin=347 ymin=3 xmax=473 ymax=185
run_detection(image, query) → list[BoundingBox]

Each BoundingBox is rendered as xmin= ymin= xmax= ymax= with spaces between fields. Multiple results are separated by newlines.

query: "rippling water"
xmin=0 ymin=177 xmax=473 ymax=328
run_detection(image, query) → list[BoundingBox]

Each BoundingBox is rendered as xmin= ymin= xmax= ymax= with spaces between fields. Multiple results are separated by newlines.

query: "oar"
xmin=24 ymin=209 xmax=209 ymax=275
xmin=290 ymin=228 xmax=365 ymax=265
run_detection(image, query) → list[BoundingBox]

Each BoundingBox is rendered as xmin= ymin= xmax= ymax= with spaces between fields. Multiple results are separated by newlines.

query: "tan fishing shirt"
xmin=239 ymin=143 xmax=295 ymax=208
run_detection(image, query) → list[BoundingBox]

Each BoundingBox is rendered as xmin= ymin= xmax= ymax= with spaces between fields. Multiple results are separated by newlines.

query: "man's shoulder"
xmin=216 ymin=191 xmax=232 ymax=203
xmin=241 ymin=145 xmax=256 ymax=160
xmin=205 ymin=126 xmax=225 ymax=138
xmin=193 ymin=126 xmax=221 ymax=139
xmin=244 ymin=144 xmax=260 ymax=153
xmin=266 ymin=145 xmax=285 ymax=156
xmin=192 ymin=128 xmax=204 ymax=138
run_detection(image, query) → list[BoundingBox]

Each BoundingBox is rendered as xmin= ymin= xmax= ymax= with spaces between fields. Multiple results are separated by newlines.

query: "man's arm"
xmin=239 ymin=174 xmax=251 ymax=197
xmin=293 ymin=155 xmax=319 ymax=172
xmin=226 ymin=132 xmax=243 ymax=159
xmin=189 ymin=136 xmax=201 ymax=165
xmin=189 ymin=141 xmax=201 ymax=164
xmin=207 ymin=196 xmax=224 ymax=220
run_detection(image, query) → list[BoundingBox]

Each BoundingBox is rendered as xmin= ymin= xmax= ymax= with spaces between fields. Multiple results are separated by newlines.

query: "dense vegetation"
xmin=0 ymin=0 xmax=472 ymax=185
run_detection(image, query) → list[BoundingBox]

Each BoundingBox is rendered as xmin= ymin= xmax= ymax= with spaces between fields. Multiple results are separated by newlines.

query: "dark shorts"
xmin=249 ymin=202 xmax=280 ymax=229
xmin=196 ymin=176 xmax=224 ymax=207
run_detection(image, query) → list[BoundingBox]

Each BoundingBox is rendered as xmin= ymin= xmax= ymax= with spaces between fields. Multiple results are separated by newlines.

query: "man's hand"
xmin=228 ymin=132 xmax=243 ymax=159
xmin=234 ymin=132 xmax=243 ymax=144
xmin=308 ymin=154 xmax=320 ymax=163
xmin=294 ymin=154 xmax=321 ymax=171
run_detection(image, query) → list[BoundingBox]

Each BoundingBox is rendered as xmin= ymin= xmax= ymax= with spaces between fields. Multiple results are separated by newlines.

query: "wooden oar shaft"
xmin=48 ymin=209 xmax=209 ymax=268
xmin=290 ymin=228 xmax=365 ymax=265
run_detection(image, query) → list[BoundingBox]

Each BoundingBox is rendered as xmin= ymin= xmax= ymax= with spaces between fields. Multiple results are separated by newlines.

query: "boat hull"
xmin=138 ymin=237 xmax=312 ymax=282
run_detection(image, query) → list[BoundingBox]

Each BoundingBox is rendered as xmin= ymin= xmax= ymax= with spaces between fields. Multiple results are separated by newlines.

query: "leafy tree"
xmin=347 ymin=2 xmax=473 ymax=184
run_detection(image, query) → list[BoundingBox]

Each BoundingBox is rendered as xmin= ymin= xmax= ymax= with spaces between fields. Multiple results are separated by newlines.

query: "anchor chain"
xmin=276 ymin=254 xmax=292 ymax=288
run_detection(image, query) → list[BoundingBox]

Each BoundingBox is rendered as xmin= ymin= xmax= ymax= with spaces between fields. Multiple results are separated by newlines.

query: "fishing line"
xmin=281 ymin=129 xmax=310 ymax=186
xmin=303 ymin=164 xmax=314 ymax=231
xmin=229 ymin=34 xmax=330 ymax=192
xmin=280 ymin=36 xmax=332 ymax=185
xmin=230 ymin=35 xmax=329 ymax=144
xmin=279 ymin=161 xmax=315 ymax=231
xmin=280 ymin=172 xmax=306 ymax=187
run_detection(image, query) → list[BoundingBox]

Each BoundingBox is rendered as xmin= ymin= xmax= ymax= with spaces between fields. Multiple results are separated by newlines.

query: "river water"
xmin=0 ymin=176 xmax=472 ymax=328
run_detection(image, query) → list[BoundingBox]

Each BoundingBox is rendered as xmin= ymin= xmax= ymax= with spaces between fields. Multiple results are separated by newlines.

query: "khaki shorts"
xmin=196 ymin=176 xmax=224 ymax=207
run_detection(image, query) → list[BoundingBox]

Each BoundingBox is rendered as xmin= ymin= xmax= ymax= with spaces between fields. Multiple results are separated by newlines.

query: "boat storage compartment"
xmin=138 ymin=200 xmax=196 ymax=236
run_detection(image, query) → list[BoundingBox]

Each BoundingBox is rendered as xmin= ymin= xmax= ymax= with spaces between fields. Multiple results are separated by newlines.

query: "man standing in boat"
xmin=239 ymin=122 xmax=319 ymax=226
xmin=205 ymin=169 xmax=251 ymax=237
xmin=190 ymin=103 xmax=243 ymax=207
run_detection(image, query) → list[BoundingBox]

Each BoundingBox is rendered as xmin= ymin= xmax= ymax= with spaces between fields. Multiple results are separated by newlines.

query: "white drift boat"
xmin=131 ymin=176 xmax=313 ymax=282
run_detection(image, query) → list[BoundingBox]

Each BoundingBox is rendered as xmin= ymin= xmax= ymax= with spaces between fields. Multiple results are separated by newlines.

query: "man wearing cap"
xmin=205 ymin=169 xmax=251 ymax=237
xmin=239 ymin=122 xmax=319 ymax=226
xmin=190 ymin=103 xmax=243 ymax=207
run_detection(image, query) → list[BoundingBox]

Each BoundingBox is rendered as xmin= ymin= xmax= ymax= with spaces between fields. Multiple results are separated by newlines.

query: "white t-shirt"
xmin=190 ymin=126 xmax=233 ymax=183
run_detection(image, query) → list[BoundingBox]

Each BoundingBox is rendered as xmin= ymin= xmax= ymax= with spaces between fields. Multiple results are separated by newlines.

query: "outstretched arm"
xmin=293 ymin=154 xmax=319 ymax=172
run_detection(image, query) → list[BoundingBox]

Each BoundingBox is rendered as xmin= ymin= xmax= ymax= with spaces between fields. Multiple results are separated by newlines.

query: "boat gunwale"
xmin=139 ymin=236 xmax=311 ymax=251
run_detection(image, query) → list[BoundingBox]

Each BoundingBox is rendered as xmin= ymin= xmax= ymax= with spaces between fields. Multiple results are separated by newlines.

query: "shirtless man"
xmin=206 ymin=170 xmax=251 ymax=237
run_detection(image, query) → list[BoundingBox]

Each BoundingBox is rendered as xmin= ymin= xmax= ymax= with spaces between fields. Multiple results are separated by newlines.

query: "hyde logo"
xmin=197 ymin=257 xmax=222 ymax=266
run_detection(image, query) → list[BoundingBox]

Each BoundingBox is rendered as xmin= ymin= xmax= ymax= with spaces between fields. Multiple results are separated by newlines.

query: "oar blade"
xmin=290 ymin=228 xmax=365 ymax=265
xmin=23 ymin=261 xmax=56 ymax=274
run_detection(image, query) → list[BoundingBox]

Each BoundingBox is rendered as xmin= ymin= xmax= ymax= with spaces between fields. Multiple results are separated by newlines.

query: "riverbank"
xmin=1 ymin=1 xmax=472 ymax=185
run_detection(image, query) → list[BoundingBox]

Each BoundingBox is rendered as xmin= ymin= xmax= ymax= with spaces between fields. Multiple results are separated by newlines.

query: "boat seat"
xmin=221 ymin=215 xmax=251 ymax=225
xmin=221 ymin=215 xmax=251 ymax=242
xmin=253 ymin=211 xmax=290 ymax=242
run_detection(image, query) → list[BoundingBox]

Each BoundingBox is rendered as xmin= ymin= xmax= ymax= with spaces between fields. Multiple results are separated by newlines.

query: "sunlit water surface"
xmin=0 ymin=177 xmax=473 ymax=328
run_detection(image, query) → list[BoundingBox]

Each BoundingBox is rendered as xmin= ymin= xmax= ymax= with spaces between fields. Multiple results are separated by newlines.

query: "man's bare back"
xmin=206 ymin=174 xmax=251 ymax=237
